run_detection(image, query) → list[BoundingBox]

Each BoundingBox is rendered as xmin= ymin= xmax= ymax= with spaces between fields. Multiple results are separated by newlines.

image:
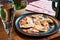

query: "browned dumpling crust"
xmin=19 ymin=14 xmax=53 ymax=34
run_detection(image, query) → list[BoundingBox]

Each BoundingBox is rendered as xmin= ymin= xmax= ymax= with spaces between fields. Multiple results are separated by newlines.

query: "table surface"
xmin=0 ymin=10 xmax=60 ymax=40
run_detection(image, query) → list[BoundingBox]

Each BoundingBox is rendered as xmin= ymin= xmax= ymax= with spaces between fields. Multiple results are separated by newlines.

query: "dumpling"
xmin=20 ymin=24 xmax=32 ymax=28
xmin=26 ymin=17 xmax=34 ymax=27
xmin=45 ymin=18 xmax=53 ymax=23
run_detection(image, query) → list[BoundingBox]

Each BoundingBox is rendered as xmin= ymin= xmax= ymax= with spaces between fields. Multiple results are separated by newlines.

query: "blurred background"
xmin=0 ymin=0 xmax=38 ymax=4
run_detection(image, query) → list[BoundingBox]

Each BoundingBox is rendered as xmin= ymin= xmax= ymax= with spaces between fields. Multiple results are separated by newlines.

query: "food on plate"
xmin=19 ymin=14 xmax=54 ymax=34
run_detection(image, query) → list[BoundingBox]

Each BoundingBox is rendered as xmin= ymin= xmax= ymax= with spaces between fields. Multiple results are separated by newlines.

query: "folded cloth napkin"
xmin=26 ymin=0 xmax=56 ymax=16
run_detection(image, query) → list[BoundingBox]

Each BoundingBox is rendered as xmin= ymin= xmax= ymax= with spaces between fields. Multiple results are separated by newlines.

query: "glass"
xmin=0 ymin=1 xmax=3 ymax=16
xmin=52 ymin=0 xmax=60 ymax=20
xmin=0 ymin=2 xmax=14 ymax=40
xmin=13 ymin=0 xmax=28 ymax=10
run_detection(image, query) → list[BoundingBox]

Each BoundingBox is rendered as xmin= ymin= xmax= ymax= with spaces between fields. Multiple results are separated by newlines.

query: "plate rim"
xmin=15 ymin=12 xmax=60 ymax=37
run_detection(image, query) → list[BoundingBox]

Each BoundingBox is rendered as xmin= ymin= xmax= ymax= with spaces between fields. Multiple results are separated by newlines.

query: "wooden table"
xmin=0 ymin=10 xmax=60 ymax=40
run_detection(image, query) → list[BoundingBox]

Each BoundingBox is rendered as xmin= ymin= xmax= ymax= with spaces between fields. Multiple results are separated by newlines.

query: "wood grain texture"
xmin=0 ymin=10 xmax=60 ymax=40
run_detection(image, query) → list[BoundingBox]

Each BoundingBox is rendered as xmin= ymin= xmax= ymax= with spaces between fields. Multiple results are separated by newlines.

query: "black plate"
xmin=15 ymin=13 xmax=60 ymax=37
